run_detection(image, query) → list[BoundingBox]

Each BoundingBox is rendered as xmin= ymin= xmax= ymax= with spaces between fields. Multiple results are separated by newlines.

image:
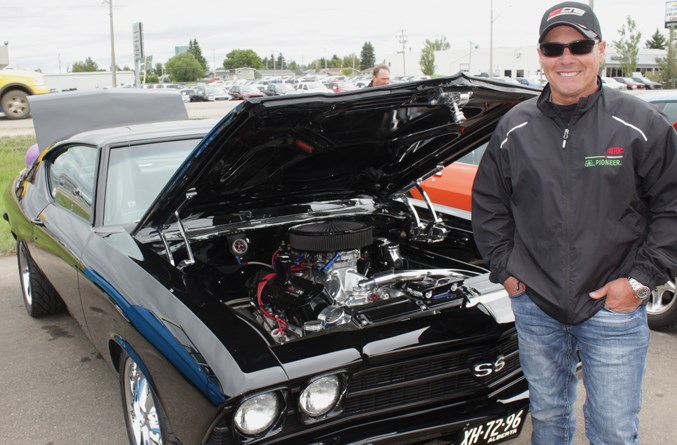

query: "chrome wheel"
xmin=15 ymin=241 xmax=64 ymax=317
xmin=122 ymin=356 xmax=163 ymax=445
xmin=648 ymin=280 xmax=676 ymax=316
xmin=647 ymin=279 xmax=677 ymax=332
xmin=18 ymin=243 xmax=33 ymax=306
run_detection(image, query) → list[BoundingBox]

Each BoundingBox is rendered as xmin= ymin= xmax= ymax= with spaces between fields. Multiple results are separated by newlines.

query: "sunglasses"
xmin=539 ymin=39 xmax=597 ymax=57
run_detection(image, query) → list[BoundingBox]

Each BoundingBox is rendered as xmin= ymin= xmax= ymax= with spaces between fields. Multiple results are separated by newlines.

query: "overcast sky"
xmin=2 ymin=0 xmax=670 ymax=74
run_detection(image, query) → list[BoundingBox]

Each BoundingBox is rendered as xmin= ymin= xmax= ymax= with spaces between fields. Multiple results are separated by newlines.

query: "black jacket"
xmin=471 ymin=82 xmax=677 ymax=324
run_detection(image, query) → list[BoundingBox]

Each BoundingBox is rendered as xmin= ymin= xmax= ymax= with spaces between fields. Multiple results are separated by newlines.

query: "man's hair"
xmin=372 ymin=64 xmax=390 ymax=77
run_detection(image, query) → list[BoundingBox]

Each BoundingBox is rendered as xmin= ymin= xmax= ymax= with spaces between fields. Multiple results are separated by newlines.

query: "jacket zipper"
xmin=562 ymin=126 xmax=571 ymax=318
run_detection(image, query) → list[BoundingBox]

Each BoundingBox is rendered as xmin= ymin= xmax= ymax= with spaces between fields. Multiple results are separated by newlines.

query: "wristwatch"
xmin=628 ymin=277 xmax=651 ymax=302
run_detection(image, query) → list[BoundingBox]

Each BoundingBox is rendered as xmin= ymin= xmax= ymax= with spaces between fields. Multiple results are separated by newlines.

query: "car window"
xmin=654 ymin=101 xmax=677 ymax=123
xmin=457 ymin=143 xmax=487 ymax=165
xmin=48 ymin=145 xmax=98 ymax=221
xmin=104 ymin=138 xmax=199 ymax=225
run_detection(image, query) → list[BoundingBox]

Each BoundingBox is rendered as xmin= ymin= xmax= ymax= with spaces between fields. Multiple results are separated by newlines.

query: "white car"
xmin=601 ymin=77 xmax=628 ymax=90
xmin=296 ymin=82 xmax=334 ymax=94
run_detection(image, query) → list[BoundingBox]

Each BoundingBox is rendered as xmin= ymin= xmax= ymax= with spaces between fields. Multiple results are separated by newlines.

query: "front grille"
xmin=344 ymin=331 xmax=520 ymax=415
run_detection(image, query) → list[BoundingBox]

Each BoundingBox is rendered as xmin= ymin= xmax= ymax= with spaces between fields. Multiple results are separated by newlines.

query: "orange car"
xmin=409 ymin=144 xmax=486 ymax=213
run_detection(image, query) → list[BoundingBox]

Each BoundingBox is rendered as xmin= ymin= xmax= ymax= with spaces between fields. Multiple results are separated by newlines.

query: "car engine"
xmin=249 ymin=220 xmax=482 ymax=343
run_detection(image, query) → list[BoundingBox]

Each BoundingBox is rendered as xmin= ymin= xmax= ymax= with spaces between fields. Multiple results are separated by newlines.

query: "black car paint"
xmin=4 ymin=75 xmax=536 ymax=445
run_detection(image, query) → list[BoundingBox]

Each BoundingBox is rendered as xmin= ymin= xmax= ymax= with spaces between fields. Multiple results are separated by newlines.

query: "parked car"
xmin=205 ymin=86 xmax=230 ymax=101
xmin=601 ymin=76 xmax=628 ymax=90
xmin=0 ymin=68 xmax=50 ymax=119
xmin=228 ymin=84 xmax=265 ymax=100
xmin=263 ymin=83 xmax=299 ymax=96
xmin=325 ymin=81 xmax=359 ymax=93
xmin=414 ymin=88 xmax=677 ymax=333
xmin=516 ymin=77 xmax=546 ymax=89
xmin=614 ymin=77 xmax=645 ymax=90
xmin=638 ymin=89 xmax=677 ymax=124
xmin=631 ymin=72 xmax=662 ymax=90
xmin=179 ymin=88 xmax=195 ymax=103
xmin=295 ymin=81 xmax=334 ymax=94
xmin=4 ymin=76 xmax=535 ymax=445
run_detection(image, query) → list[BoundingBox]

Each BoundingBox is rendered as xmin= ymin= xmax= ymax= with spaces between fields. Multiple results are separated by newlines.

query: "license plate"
xmin=456 ymin=408 xmax=527 ymax=445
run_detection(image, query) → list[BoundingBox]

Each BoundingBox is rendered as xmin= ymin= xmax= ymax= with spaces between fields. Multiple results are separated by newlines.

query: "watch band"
xmin=628 ymin=277 xmax=651 ymax=301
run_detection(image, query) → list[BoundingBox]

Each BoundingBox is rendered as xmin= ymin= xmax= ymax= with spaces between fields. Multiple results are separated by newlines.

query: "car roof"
xmin=635 ymin=90 xmax=677 ymax=102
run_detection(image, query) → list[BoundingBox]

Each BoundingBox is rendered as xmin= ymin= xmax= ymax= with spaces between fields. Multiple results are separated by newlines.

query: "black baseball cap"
xmin=539 ymin=2 xmax=602 ymax=42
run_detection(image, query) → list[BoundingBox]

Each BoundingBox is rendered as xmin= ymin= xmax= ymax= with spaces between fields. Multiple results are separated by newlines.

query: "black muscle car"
xmin=3 ymin=74 xmax=537 ymax=445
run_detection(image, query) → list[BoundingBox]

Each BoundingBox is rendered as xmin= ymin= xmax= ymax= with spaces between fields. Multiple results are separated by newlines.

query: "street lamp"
xmin=468 ymin=41 xmax=478 ymax=74
xmin=103 ymin=0 xmax=117 ymax=87
xmin=489 ymin=0 xmax=511 ymax=76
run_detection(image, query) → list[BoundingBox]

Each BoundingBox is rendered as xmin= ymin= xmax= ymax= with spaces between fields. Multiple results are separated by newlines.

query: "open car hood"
xmin=135 ymin=73 xmax=535 ymax=234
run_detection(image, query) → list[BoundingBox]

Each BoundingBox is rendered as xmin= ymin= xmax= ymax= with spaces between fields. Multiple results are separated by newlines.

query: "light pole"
xmin=468 ymin=41 xmax=478 ymax=74
xmin=489 ymin=0 xmax=510 ymax=76
xmin=490 ymin=0 xmax=494 ymax=75
xmin=104 ymin=0 xmax=117 ymax=87
xmin=396 ymin=29 xmax=407 ymax=76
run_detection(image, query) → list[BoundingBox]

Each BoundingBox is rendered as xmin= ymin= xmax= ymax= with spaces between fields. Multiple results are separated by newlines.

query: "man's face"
xmin=372 ymin=69 xmax=390 ymax=86
xmin=538 ymin=25 xmax=605 ymax=105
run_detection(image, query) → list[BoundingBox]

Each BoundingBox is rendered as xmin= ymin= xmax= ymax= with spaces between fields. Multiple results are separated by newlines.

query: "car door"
xmin=29 ymin=144 xmax=99 ymax=330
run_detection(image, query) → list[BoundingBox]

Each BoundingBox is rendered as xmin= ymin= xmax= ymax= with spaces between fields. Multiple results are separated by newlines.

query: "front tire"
xmin=119 ymin=351 xmax=171 ymax=445
xmin=1 ymin=90 xmax=31 ymax=120
xmin=647 ymin=278 xmax=677 ymax=332
xmin=17 ymin=241 xmax=65 ymax=317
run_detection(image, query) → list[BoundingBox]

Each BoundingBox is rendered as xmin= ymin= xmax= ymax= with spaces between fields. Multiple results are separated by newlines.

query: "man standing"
xmin=367 ymin=64 xmax=390 ymax=87
xmin=471 ymin=2 xmax=677 ymax=444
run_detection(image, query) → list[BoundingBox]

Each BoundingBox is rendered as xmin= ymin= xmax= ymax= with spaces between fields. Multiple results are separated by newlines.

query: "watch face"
xmin=636 ymin=287 xmax=651 ymax=300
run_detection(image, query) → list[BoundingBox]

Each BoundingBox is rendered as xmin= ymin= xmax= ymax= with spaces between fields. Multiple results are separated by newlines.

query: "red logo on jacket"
xmin=607 ymin=147 xmax=624 ymax=155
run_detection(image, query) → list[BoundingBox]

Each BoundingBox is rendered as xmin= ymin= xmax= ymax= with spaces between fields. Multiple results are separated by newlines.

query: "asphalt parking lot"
xmin=0 ymin=252 xmax=675 ymax=445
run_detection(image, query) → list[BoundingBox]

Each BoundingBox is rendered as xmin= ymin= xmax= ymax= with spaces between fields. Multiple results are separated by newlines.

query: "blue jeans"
xmin=510 ymin=292 xmax=649 ymax=445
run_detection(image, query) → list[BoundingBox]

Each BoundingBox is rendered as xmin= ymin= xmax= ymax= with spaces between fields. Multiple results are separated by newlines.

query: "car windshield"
xmin=104 ymin=139 xmax=199 ymax=225
xmin=241 ymin=86 xmax=259 ymax=93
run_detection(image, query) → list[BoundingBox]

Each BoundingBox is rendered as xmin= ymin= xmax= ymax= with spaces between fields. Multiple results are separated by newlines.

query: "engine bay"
xmin=183 ymin=213 xmax=488 ymax=344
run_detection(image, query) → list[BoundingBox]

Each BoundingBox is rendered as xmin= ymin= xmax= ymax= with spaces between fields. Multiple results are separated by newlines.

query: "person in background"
xmin=471 ymin=2 xmax=677 ymax=444
xmin=367 ymin=64 xmax=390 ymax=87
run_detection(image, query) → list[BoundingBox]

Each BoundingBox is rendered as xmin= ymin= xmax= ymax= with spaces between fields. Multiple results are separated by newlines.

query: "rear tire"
xmin=1 ymin=90 xmax=31 ymax=120
xmin=17 ymin=241 xmax=65 ymax=317
xmin=647 ymin=278 xmax=677 ymax=332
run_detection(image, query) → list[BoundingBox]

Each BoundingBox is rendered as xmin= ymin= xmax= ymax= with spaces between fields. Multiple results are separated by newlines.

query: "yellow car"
xmin=0 ymin=69 xmax=50 ymax=119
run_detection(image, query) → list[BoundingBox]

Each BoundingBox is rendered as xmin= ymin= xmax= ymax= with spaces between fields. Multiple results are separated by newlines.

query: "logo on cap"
xmin=548 ymin=7 xmax=586 ymax=21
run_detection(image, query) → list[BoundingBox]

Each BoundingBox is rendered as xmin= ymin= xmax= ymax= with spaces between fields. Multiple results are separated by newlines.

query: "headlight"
xmin=233 ymin=392 xmax=281 ymax=435
xmin=299 ymin=375 xmax=341 ymax=417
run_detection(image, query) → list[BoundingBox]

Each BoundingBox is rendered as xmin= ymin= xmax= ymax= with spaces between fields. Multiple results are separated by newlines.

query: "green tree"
xmin=655 ymin=27 xmax=677 ymax=88
xmin=275 ymin=53 xmax=284 ymax=69
xmin=339 ymin=54 xmax=359 ymax=73
xmin=645 ymin=29 xmax=667 ymax=49
xmin=165 ymin=52 xmax=203 ymax=82
xmin=612 ymin=16 xmax=642 ymax=76
xmin=360 ymin=42 xmax=375 ymax=70
xmin=188 ymin=38 xmax=208 ymax=72
xmin=223 ymin=49 xmax=263 ymax=70
xmin=419 ymin=36 xmax=450 ymax=76
xmin=420 ymin=47 xmax=435 ymax=76
xmin=71 ymin=57 xmax=100 ymax=72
